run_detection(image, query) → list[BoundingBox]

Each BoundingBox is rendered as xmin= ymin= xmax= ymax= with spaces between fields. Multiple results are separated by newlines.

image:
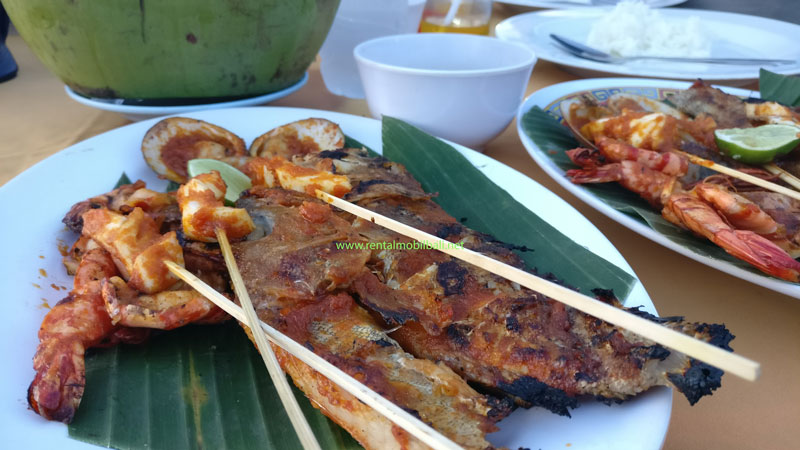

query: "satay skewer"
xmin=214 ymin=228 xmax=322 ymax=450
xmin=763 ymin=163 xmax=800 ymax=191
xmin=673 ymin=150 xmax=800 ymax=201
xmin=164 ymin=260 xmax=462 ymax=450
xmin=315 ymin=190 xmax=761 ymax=382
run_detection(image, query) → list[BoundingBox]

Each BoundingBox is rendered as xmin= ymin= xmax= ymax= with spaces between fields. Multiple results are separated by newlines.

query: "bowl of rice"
xmin=586 ymin=1 xmax=710 ymax=58
xmin=494 ymin=0 xmax=800 ymax=84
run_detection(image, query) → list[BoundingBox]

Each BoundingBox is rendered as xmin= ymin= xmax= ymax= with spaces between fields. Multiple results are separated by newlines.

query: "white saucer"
xmin=64 ymin=72 xmax=309 ymax=121
xmin=496 ymin=9 xmax=800 ymax=84
xmin=497 ymin=0 xmax=686 ymax=9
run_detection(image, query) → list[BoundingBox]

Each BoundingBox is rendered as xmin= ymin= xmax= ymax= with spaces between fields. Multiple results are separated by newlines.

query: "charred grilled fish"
xmin=233 ymin=191 xmax=509 ymax=450
xmin=279 ymin=148 xmax=736 ymax=414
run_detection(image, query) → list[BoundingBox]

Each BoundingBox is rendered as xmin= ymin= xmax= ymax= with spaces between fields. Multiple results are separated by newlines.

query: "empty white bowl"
xmin=354 ymin=33 xmax=536 ymax=149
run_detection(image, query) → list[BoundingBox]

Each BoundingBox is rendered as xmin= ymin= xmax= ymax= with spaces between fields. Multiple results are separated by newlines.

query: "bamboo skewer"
xmin=316 ymin=190 xmax=761 ymax=382
xmin=673 ymin=150 xmax=800 ymax=201
xmin=214 ymin=229 xmax=322 ymax=450
xmin=164 ymin=261 xmax=462 ymax=450
xmin=763 ymin=163 xmax=800 ymax=191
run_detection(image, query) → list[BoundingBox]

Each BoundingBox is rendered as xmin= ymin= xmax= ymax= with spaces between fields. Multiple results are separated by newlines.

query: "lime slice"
xmin=187 ymin=159 xmax=252 ymax=203
xmin=715 ymin=124 xmax=800 ymax=164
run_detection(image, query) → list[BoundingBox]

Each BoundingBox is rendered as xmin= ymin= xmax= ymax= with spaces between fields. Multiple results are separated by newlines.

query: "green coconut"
xmin=4 ymin=0 xmax=340 ymax=100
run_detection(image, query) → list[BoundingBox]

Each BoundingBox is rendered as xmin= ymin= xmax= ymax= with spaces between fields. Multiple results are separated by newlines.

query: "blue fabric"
xmin=1 ymin=3 xmax=17 ymax=82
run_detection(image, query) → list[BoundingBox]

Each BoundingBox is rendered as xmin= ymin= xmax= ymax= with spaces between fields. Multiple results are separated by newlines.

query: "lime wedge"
xmin=187 ymin=159 xmax=252 ymax=203
xmin=715 ymin=124 xmax=800 ymax=164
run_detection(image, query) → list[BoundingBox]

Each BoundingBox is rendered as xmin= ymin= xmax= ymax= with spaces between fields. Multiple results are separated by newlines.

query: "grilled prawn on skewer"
xmin=28 ymin=249 xmax=151 ymax=422
xmin=663 ymin=193 xmax=800 ymax=282
xmin=29 ymin=181 xmax=231 ymax=423
xmin=566 ymin=139 xmax=800 ymax=282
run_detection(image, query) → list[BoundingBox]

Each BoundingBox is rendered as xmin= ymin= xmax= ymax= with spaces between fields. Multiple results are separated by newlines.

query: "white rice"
xmin=586 ymin=1 xmax=711 ymax=58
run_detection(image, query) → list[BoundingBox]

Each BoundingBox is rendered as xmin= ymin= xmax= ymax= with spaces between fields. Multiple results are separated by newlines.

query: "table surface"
xmin=2 ymin=4 xmax=799 ymax=450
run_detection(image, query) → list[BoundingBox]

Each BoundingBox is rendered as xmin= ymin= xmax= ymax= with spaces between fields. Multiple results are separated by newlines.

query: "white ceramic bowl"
xmin=354 ymin=33 xmax=536 ymax=148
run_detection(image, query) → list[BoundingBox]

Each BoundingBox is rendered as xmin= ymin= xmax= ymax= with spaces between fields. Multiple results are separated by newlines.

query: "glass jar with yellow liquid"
xmin=419 ymin=0 xmax=492 ymax=35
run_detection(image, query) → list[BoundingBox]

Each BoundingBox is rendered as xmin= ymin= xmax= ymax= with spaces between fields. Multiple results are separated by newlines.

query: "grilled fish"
xmin=279 ymin=148 xmax=736 ymax=414
xmin=233 ymin=191 xmax=509 ymax=450
xmin=666 ymin=80 xmax=751 ymax=129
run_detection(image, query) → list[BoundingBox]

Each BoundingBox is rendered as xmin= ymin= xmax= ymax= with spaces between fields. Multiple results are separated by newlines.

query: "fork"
xmin=550 ymin=34 xmax=796 ymax=66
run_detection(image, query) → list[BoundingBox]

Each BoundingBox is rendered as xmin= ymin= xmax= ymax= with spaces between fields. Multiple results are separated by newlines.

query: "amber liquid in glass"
xmin=418 ymin=0 xmax=492 ymax=35
xmin=419 ymin=19 xmax=490 ymax=35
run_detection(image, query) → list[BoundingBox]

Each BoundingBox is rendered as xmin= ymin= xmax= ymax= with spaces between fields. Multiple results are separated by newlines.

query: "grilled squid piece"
xmin=745 ymin=102 xmax=800 ymax=126
xmin=142 ymin=117 xmax=247 ymax=183
xmin=249 ymin=118 xmax=344 ymax=159
xmin=176 ymin=171 xmax=255 ymax=242
xmin=236 ymin=156 xmax=352 ymax=198
xmin=81 ymin=208 xmax=184 ymax=293
xmin=582 ymin=111 xmax=680 ymax=153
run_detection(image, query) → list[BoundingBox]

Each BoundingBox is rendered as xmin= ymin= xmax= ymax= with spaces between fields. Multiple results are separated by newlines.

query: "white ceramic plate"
xmin=497 ymin=0 xmax=686 ymax=9
xmin=495 ymin=9 xmax=800 ymax=84
xmin=63 ymin=73 xmax=308 ymax=121
xmin=517 ymin=77 xmax=800 ymax=300
xmin=0 ymin=107 xmax=670 ymax=449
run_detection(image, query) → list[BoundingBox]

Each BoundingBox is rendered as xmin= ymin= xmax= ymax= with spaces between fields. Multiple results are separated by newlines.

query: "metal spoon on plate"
xmin=550 ymin=33 xmax=795 ymax=65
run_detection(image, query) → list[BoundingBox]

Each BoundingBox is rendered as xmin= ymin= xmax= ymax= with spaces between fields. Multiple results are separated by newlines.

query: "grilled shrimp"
xmin=28 ymin=249 xmax=149 ymax=423
xmin=566 ymin=137 xmax=689 ymax=178
xmin=693 ymin=183 xmax=780 ymax=235
xmin=663 ymin=193 xmax=800 ymax=282
xmin=566 ymin=139 xmax=800 ymax=281
xmin=567 ymin=160 xmax=682 ymax=207
xmin=101 ymin=277 xmax=227 ymax=330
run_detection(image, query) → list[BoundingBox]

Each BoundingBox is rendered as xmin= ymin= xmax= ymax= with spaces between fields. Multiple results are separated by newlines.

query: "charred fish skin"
xmin=271 ymin=150 xmax=739 ymax=410
xmin=343 ymin=184 xmax=736 ymax=409
xmin=665 ymin=80 xmax=750 ymax=129
xmin=389 ymin=285 xmax=734 ymax=415
xmin=233 ymin=191 xmax=508 ymax=450
xmin=596 ymin=290 xmax=734 ymax=406
xmin=292 ymin=148 xmax=432 ymax=203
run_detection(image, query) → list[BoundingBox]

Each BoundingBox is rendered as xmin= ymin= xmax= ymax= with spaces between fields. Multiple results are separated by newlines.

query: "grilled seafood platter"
xmin=557 ymin=80 xmax=800 ymax=284
xmin=18 ymin=111 xmax=741 ymax=449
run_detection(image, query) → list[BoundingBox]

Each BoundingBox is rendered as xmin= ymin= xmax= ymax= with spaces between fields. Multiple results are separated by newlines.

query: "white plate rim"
xmin=495 ymin=8 xmax=800 ymax=81
xmin=496 ymin=0 xmax=686 ymax=9
xmin=0 ymin=106 xmax=671 ymax=449
xmin=516 ymin=77 xmax=800 ymax=300
xmin=63 ymin=72 xmax=309 ymax=116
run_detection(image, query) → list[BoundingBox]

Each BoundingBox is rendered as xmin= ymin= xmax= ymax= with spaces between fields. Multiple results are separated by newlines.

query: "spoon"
xmin=550 ymin=34 xmax=795 ymax=66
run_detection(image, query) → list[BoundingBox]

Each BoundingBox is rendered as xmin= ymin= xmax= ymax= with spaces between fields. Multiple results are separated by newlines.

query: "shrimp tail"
xmin=565 ymin=165 xmax=622 ymax=184
xmin=565 ymin=147 xmax=605 ymax=168
xmin=732 ymin=230 xmax=800 ymax=282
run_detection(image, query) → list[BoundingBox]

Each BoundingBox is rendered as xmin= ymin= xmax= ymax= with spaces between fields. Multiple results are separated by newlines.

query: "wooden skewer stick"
xmin=215 ymin=229 xmax=322 ymax=450
xmin=164 ymin=261 xmax=462 ymax=450
xmin=674 ymin=150 xmax=800 ymax=202
xmin=763 ymin=163 xmax=800 ymax=192
xmin=316 ymin=190 xmax=761 ymax=382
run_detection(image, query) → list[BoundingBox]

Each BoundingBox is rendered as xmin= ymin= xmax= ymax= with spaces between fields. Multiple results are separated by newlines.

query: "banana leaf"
xmin=381 ymin=116 xmax=635 ymax=298
xmin=519 ymin=106 xmax=762 ymax=276
xmin=69 ymin=117 xmax=637 ymax=450
xmin=759 ymin=69 xmax=800 ymax=106
xmin=70 ymin=323 xmax=361 ymax=450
